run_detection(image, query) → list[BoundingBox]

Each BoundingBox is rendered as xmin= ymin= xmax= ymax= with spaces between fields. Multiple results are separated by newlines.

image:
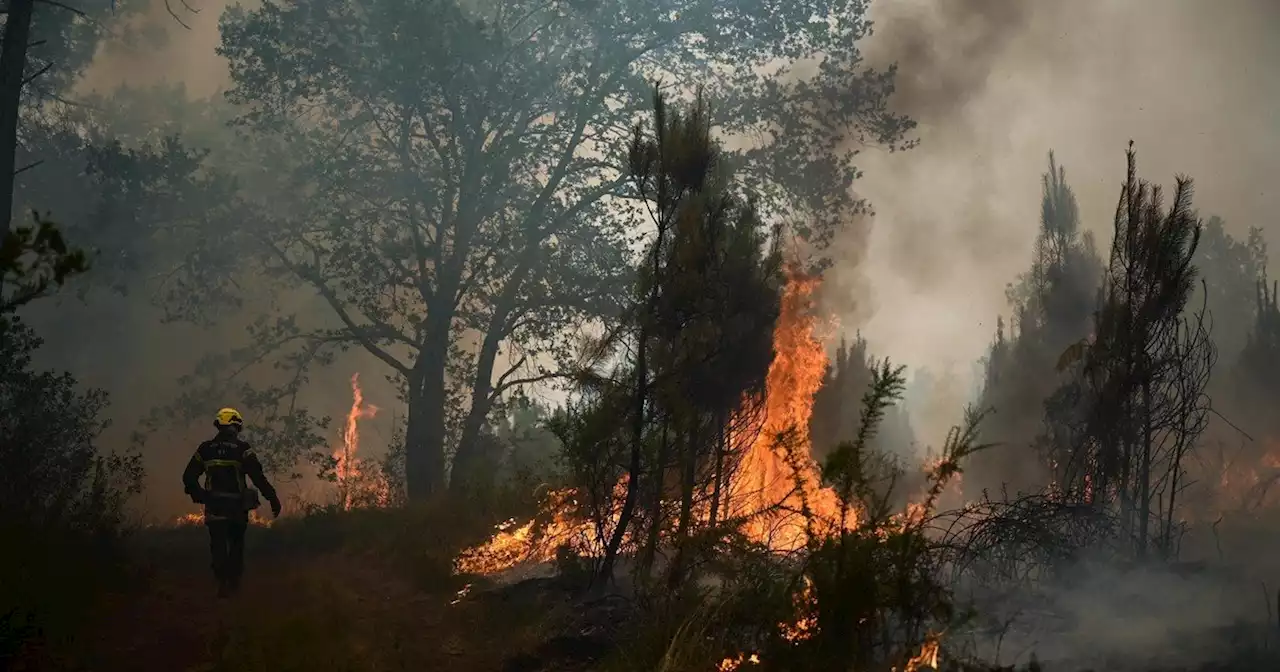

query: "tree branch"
xmin=258 ymin=233 xmax=414 ymax=376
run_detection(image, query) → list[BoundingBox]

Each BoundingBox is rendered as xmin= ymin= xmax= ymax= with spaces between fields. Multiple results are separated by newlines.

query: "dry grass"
xmin=12 ymin=500 xmax=551 ymax=672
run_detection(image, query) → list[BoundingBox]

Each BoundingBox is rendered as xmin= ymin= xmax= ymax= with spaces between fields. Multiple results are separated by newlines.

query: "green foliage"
xmin=208 ymin=0 xmax=913 ymax=498
xmin=0 ymin=317 xmax=142 ymax=663
xmin=494 ymin=397 xmax=567 ymax=485
xmin=19 ymin=0 xmax=150 ymax=102
xmin=1045 ymin=144 xmax=1214 ymax=558
xmin=555 ymin=89 xmax=789 ymax=584
xmin=0 ymin=210 xmax=88 ymax=311
xmin=786 ymin=363 xmax=986 ymax=672
xmin=587 ymin=362 xmax=989 ymax=672
xmin=812 ymin=341 xmax=916 ymax=471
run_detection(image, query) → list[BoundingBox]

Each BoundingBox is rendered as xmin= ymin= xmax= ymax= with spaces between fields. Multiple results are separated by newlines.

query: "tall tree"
xmin=1051 ymin=143 xmax=1214 ymax=558
xmin=974 ymin=152 xmax=1102 ymax=493
xmin=215 ymin=0 xmax=913 ymax=499
xmin=1234 ymin=274 xmax=1280 ymax=440
xmin=1191 ymin=216 xmax=1266 ymax=365
xmin=564 ymin=88 xmax=782 ymax=586
xmin=0 ymin=0 xmax=148 ymax=250
xmin=810 ymin=333 xmax=915 ymax=463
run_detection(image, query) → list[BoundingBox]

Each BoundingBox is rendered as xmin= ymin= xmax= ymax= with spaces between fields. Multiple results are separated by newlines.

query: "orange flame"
xmin=719 ymin=272 xmax=847 ymax=550
xmin=334 ymin=373 xmax=382 ymax=510
xmin=902 ymin=632 xmax=941 ymax=672
xmin=718 ymin=652 xmax=762 ymax=670
xmin=173 ymin=510 xmax=273 ymax=528
xmin=454 ymin=272 xmax=845 ymax=574
xmin=778 ymin=574 xmax=818 ymax=642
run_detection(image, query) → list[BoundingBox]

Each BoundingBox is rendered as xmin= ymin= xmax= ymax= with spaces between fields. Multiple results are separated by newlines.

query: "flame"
xmin=1199 ymin=439 xmax=1280 ymax=516
xmin=333 ymin=373 xmax=384 ymax=510
xmin=902 ymin=632 xmax=942 ymax=672
xmin=454 ymin=272 xmax=845 ymax=572
xmin=778 ymin=574 xmax=818 ymax=642
xmin=720 ymin=272 xmax=847 ymax=550
xmin=454 ymin=480 xmax=629 ymax=575
xmin=172 ymin=509 xmax=273 ymax=528
xmin=717 ymin=652 xmax=761 ymax=670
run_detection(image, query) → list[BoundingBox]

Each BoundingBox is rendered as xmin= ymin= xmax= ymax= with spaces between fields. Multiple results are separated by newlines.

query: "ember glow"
xmin=173 ymin=510 xmax=273 ymax=528
xmin=1194 ymin=439 xmax=1280 ymax=517
xmin=717 ymin=652 xmax=761 ymax=670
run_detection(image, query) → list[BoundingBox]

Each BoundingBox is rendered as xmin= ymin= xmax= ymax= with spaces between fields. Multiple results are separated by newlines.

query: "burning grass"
xmin=448 ymin=273 xmax=978 ymax=671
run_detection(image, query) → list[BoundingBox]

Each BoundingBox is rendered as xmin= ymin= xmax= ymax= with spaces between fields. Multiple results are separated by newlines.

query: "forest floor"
xmin=10 ymin=506 xmax=575 ymax=672
xmin=11 ymin=506 xmax=1280 ymax=672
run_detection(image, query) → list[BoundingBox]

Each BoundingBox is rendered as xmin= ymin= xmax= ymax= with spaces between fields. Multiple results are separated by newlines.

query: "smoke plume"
xmin=827 ymin=0 xmax=1280 ymax=443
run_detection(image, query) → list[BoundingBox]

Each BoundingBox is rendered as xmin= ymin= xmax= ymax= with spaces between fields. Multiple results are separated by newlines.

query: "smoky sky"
xmin=822 ymin=0 xmax=1280 ymax=444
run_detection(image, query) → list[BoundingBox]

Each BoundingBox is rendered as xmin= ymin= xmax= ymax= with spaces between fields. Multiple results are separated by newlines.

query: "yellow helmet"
xmin=214 ymin=407 xmax=244 ymax=429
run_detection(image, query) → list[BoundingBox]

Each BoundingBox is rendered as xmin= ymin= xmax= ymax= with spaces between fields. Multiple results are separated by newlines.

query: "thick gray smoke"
xmin=826 ymin=0 xmax=1280 ymax=444
xmin=818 ymin=2 xmax=1280 ymax=665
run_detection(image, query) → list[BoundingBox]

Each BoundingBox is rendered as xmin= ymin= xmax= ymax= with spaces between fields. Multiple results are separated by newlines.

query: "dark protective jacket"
xmin=182 ymin=429 xmax=280 ymax=521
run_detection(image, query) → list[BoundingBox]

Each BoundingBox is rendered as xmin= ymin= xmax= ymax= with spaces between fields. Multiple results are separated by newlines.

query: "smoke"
xmin=825 ymin=0 xmax=1280 ymax=444
xmin=815 ymin=1 xmax=1280 ymax=663
xmin=76 ymin=0 xmax=238 ymax=98
xmin=44 ymin=0 xmax=1280 ymax=520
xmin=33 ymin=0 xmax=408 ymax=521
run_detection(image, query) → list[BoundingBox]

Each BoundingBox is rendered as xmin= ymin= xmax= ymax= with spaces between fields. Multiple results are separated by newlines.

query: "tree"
xmin=566 ymin=89 xmax=784 ymax=585
xmin=0 ymin=0 xmax=149 ymax=254
xmin=810 ymin=333 xmax=915 ymax=464
xmin=974 ymin=152 xmax=1102 ymax=493
xmin=214 ymin=0 xmax=913 ymax=500
xmin=1234 ymin=274 xmax=1280 ymax=440
xmin=0 ymin=200 xmax=140 ymax=665
xmin=1191 ymin=216 xmax=1266 ymax=365
xmin=1051 ymin=143 xmax=1214 ymax=558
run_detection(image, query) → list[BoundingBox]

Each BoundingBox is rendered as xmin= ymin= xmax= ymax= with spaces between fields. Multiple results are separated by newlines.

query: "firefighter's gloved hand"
xmin=270 ymin=499 xmax=282 ymax=518
xmin=189 ymin=488 xmax=208 ymax=504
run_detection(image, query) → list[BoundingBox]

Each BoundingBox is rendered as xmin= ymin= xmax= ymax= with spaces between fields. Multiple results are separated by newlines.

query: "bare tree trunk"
xmin=708 ymin=414 xmax=726 ymax=530
xmin=454 ymin=289 xmax=520 ymax=497
xmin=640 ymin=415 xmax=670 ymax=574
xmin=1163 ymin=443 xmax=1184 ymax=558
xmin=668 ymin=416 xmax=700 ymax=589
xmin=596 ymin=322 xmax=648 ymax=586
xmin=405 ymin=313 xmax=451 ymax=500
xmin=1138 ymin=377 xmax=1152 ymax=559
xmin=0 ymin=0 xmax=34 ymax=259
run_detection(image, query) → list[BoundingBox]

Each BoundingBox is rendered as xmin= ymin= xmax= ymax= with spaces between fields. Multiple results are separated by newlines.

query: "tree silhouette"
xmin=975 ymin=151 xmax=1101 ymax=493
xmin=1051 ymin=143 xmax=1214 ymax=558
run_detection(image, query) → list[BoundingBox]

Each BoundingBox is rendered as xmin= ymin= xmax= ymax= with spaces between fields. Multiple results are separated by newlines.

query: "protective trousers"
xmin=206 ymin=518 xmax=248 ymax=590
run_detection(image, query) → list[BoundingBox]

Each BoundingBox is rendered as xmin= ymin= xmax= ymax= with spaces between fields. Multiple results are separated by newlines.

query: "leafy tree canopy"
xmin=208 ymin=0 xmax=914 ymax=497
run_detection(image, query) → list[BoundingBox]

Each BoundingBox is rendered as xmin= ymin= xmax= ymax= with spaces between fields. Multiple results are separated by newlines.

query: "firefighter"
xmin=181 ymin=407 xmax=283 ymax=597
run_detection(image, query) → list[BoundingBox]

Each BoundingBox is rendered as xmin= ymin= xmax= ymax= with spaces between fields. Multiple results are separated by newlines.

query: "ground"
xmin=10 ymin=506 xmax=573 ymax=672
